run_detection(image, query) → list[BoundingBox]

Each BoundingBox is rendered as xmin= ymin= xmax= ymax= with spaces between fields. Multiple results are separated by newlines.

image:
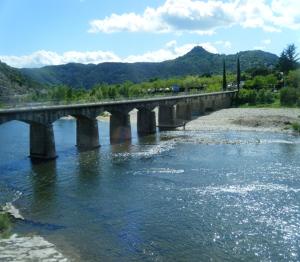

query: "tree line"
xmin=2 ymin=44 xmax=298 ymax=108
xmin=236 ymin=44 xmax=299 ymax=107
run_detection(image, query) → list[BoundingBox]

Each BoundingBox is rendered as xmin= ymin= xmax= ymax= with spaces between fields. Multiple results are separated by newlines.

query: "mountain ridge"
xmin=0 ymin=47 xmax=279 ymax=96
xmin=20 ymin=47 xmax=278 ymax=89
xmin=0 ymin=60 xmax=41 ymax=97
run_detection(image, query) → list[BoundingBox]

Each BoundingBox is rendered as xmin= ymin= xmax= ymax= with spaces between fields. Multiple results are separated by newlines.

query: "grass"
xmin=237 ymin=98 xmax=300 ymax=109
xmin=238 ymin=99 xmax=281 ymax=108
xmin=0 ymin=213 xmax=11 ymax=238
xmin=292 ymin=122 xmax=300 ymax=133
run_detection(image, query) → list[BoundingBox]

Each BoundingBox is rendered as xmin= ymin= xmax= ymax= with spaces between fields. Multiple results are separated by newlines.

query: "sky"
xmin=0 ymin=0 xmax=299 ymax=68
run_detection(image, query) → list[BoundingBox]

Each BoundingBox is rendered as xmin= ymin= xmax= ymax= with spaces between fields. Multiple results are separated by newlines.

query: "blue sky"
xmin=0 ymin=0 xmax=299 ymax=68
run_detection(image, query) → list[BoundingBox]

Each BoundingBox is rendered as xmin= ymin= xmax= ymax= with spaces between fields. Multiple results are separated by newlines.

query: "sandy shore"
xmin=186 ymin=108 xmax=300 ymax=133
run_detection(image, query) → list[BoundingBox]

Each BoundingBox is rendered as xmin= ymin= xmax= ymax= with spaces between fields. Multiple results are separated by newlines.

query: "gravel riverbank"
xmin=60 ymin=108 xmax=300 ymax=134
xmin=186 ymin=108 xmax=300 ymax=133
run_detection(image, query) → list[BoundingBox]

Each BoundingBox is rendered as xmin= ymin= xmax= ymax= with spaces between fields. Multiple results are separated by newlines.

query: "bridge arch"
xmin=0 ymin=91 xmax=237 ymax=160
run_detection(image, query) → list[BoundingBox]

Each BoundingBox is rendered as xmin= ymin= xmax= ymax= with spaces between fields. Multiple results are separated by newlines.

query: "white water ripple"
xmin=183 ymin=183 xmax=300 ymax=196
xmin=2 ymin=203 xmax=24 ymax=220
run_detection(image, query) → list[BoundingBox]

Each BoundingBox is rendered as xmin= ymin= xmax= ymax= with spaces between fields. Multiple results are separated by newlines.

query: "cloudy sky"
xmin=0 ymin=0 xmax=299 ymax=68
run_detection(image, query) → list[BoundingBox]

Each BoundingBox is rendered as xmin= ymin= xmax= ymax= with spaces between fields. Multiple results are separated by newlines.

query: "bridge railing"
xmin=0 ymin=90 xmax=209 ymax=109
xmin=0 ymin=89 xmax=238 ymax=110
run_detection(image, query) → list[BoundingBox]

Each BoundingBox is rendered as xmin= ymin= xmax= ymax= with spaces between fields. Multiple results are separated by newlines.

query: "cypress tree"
xmin=222 ymin=58 xmax=227 ymax=91
xmin=237 ymin=55 xmax=240 ymax=91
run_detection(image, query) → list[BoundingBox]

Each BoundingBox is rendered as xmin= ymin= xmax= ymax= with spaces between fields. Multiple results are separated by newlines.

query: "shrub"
xmin=280 ymin=87 xmax=298 ymax=106
xmin=237 ymin=89 xmax=257 ymax=105
xmin=0 ymin=213 xmax=11 ymax=238
xmin=244 ymin=75 xmax=277 ymax=90
xmin=292 ymin=122 xmax=300 ymax=133
xmin=287 ymin=69 xmax=300 ymax=89
xmin=257 ymin=89 xmax=275 ymax=104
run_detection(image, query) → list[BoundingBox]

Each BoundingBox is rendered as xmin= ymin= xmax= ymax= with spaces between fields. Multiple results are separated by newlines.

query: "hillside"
xmin=0 ymin=60 xmax=42 ymax=97
xmin=21 ymin=47 xmax=278 ymax=89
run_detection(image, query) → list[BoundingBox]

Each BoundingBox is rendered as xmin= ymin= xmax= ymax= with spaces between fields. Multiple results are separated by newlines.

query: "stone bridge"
xmin=0 ymin=91 xmax=236 ymax=160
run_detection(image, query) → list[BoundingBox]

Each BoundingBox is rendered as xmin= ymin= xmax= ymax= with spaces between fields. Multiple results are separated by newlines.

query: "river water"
xmin=0 ymin=118 xmax=300 ymax=261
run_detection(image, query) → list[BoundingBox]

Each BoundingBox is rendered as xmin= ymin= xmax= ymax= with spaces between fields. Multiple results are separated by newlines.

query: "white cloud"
xmin=262 ymin=39 xmax=271 ymax=45
xmin=125 ymin=41 xmax=218 ymax=63
xmin=88 ymin=0 xmax=300 ymax=34
xmin=253 ymin=38 xmax=272 ymax=50
xmin=253 ymin=46 xmax=266 ymax=50
xmin=0 ymin=41 xmax=220 ymax=68
xmin=215 ymin=40 xmax=232 ymax=48
xmin=0 ymin=50 xmax=121 ymax=68
xmin=89 ymin=0 xmax=236 ymax=34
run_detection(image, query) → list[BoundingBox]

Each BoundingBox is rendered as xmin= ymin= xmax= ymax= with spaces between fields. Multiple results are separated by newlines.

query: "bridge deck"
xmin=0 ymin=90 xmax=236 ymax=113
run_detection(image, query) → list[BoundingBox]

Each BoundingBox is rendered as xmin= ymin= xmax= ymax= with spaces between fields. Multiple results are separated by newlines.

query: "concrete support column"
xmin=76 ymin=116 xmax=100 ymax=150
xmin=176 ymin=102 xmax=192 ymax=121
xmin=205 ymin=97 xmax=214 ymax=112
xmin=199 ymin=100 xmax=205 ymax=115
xmin=158 ymin=105 xmax=176 ymax=130
xmin=214 ymin=96 xmax=221 ymax=110
xmin=225 ymin=94 xmax=233 ymax=108
xmin=137 ymin=108 xmax=156 ymax=135
xmin=110 ymin=111 xmax=131 ymax=143
xmin=191 ymin=100 xmax=200 ymax=116
xmin=30 ymin=122 xmax=56 ymax=160
xmin=212 ymin=100 xmax=216 ymax=110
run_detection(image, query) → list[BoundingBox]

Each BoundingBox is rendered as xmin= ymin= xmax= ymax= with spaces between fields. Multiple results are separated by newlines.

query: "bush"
xmin=0 ymin=213 xmax=11 ymax=238
xmin=287 ymin=69 xmax=300 ymax=89
xmin=237 ymin=89 xmax=257 ymax=105
xmin=292 ymin=122 xmax=300 ymax=133
xmin=280 ymin=87 xmax=299 ymax=106
xmin=244 ymin=74 xmax=277 ymax=90
xmin=257 ymin=89 xmax=275 ymax=104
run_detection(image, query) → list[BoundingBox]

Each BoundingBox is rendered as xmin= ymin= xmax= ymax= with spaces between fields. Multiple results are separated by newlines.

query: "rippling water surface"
xmin=0 ymin=119 xmax=300 ymax=261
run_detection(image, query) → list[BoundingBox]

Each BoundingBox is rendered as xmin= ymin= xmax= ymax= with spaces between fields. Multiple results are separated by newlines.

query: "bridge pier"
xmin=199 ymin=99 xmax=205 ymax=115
xmin=110 ymin=111 xmax=132 ymax=143
xmin=191 ymin=100 xmax=199 ymax=116
xmin=137 ymin=108 xmax=156 ymax=135
xmin=76 ymin=116 xmax=100 ymax=150
xmin=224 ymin=94 xmax=233 ymax=108
xmin=158 ymin=105 xmax=176 ymax=130
xmin=30 ymin=122 xmax=56 ymax=160
xmin=176 ymin=102 xmax=192 ymax=121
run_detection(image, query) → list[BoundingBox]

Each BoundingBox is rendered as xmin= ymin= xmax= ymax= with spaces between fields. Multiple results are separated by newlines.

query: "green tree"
xmin=222 ymin=58 xmax=227 ymax=90
xmin=277 ymin=44 xmax=299 ymax=73
xmin=237 ymin=55 xmax=241 ymax=91
xmin=287 ymin=69 xmax=300 ymax=89
xmin=280 ymin=87 xmax=299 ymax=106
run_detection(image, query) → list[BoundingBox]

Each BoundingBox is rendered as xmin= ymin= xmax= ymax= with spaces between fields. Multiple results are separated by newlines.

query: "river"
xmin=0 ymin=118 xmax=300 ymax=261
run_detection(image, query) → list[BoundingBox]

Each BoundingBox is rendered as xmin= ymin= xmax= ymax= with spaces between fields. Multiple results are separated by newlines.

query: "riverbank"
xmin=62 ymin=108 xmax=300 ymax=134
xmin=0 ymin=203 xmax=71 ymax=261
xmin=186 ymin=108 xmax=300 ymax=133
xmin=0 ymin=234 xmax=69 ymax=262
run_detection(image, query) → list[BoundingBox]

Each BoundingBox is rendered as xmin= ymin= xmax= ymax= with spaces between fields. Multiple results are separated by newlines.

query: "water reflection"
xmin=2 ymin=119 xmax=300 ymax=261
xmin=30 ymin=161 xmax=57 ymax=214
xmin=76 ymin=149 xmax=102 ymax=195
xmin=137 ymin=133 xmax=159 ymax=146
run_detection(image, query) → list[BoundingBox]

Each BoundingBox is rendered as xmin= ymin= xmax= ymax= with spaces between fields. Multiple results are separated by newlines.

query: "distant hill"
xmin=0 ymin=47 xmax=279 ymax=96
xmin=21 ymin=47 xmax=278 ymax=89
xmin=21 ymin=47 xmax=278 ymax=88
xmin=0 ymin=60 xmax=42 ymax=97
